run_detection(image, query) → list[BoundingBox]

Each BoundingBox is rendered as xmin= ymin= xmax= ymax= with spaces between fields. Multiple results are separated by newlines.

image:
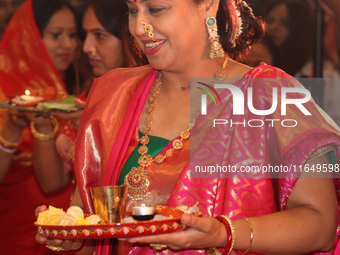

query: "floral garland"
xmin=227 ymin=0 xmax=244 ymax=47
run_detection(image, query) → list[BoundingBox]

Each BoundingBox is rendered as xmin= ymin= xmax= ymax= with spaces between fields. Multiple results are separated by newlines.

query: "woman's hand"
xmin=127 ymin=213 xmax=227 ymax=250
xmin=6 ymin=109 xmax=30 ymax=131
xmin=53 ymin=98 xmax=86 ymax=130
xmin=25 ymin=112 xmax=54 ymax=134
xmin=35 ymin=205 xmax=84 ymax=251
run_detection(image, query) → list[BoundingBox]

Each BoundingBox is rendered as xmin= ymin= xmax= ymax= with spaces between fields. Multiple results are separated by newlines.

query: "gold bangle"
xmin=241 ymin=217 xmax=253 ymax=255
xmin=30 ymin=116 xmax=59 ymax=141
xmin=0 ymin=130 xmax=20 ymax=147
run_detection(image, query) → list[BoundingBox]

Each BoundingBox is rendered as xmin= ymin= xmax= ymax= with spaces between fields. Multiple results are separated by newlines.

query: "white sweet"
xmin=67 ymin=206 xmax=84 ymax=220
xmin=176 ymin=202 xmax=199 ymax=215
xmin=84 ymin=215 xmax=101 ymax=224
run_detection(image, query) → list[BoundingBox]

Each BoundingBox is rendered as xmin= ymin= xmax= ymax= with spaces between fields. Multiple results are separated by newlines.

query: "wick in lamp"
xmin=131 ymin=204 xmax=156 ymax=221
xmin=20 ymin=90 xmax=38 ymax=101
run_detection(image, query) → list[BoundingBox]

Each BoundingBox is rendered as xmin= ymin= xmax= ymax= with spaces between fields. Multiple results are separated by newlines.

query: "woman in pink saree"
xmin=36 ymin=0 xmax=340 ymax=254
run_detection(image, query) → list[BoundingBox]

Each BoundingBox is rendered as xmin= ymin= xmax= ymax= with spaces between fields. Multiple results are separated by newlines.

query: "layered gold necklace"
xmin=124 ymin=57 xmax=228 ymax=201
xmin=124 ymin=73 xmax=190 ymax=200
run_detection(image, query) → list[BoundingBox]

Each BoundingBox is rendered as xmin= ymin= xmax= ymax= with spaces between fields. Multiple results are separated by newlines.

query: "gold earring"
xmin=141 ymin=22 xmax=156 ymax=43
xmin=205 ymin=17 xmax=225 ymax=59
xmin=90 ymin=46 xmax=96 ymax=57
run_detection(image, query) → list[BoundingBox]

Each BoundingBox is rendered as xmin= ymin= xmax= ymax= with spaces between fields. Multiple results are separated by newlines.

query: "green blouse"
xmin=118 ymin=131 xmax=170 ymax=185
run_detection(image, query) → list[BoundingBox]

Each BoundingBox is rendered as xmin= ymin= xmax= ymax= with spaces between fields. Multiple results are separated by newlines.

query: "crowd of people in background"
xmin=0 ymin=0 xmax=340 ymax=254
xmin=246 ymin=0 xmax=340 ymax=125
xmin=0 ymin=0 xmax=145 ymax=254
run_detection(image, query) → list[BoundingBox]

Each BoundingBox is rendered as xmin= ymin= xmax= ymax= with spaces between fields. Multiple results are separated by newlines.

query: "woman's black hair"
xmin=32 ymin=0 xmax=78 ymax=95
xmin=192 ymin=0 xmax=266 ymax=59
xmin=79 ymin=0 xmax=146 ymax=68
xmin=264 ymin=0 xmax=315 ymax=76
xmin=32 ymin=0 xmax=76 ymax=35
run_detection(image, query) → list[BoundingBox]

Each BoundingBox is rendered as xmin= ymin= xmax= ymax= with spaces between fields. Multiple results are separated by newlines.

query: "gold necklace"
xmin=124 ymin=57 xmax=228 ymax=200
xmin=124 ymin=73 xmax=190 ymax=200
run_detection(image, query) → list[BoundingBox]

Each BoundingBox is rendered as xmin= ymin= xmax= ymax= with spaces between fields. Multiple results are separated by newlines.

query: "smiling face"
xmin=42 ymin=6 xmax=77 ymax=76
xmin=266 ymin=4 xmax=289 ymax=47
xmin=82 ymin=6 xmax=124 ymax=77
xmin=126 ymin=0 xmax=210 ymax=72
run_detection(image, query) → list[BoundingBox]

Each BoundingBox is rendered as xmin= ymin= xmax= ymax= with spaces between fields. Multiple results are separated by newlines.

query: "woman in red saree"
xmin=0 ymin=0 xmax=78 ymax=254
xmin=32 ymin=0 xmax=147 ymax=194
xmin=37 ymin=0 xmax=340 ymax=254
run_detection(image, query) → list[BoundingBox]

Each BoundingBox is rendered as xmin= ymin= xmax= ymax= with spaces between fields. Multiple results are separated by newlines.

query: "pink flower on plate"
xmin=138 ymin=226 xmax=144 ymax=233
xmin=52 ymin=230 xmax=58 ymax=236
xmin=163 ymin=225 xmax=168 ymax=232
xmin=62 ymin=230 xmax=67 ymax=237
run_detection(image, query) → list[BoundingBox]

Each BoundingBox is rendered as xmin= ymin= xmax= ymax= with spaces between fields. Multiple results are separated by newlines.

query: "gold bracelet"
xmin=241 ymin=217 xmax=253 ymax=255
xmin=0 ymin=130 xmax=20 ymax=147
xmin=30 ymin=116 xmax=59 ymax=141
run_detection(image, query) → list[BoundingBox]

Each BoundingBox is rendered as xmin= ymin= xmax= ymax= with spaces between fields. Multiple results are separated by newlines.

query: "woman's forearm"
xmin=0 ymin=121 xmax=24 ymax=182
xmin=232 ymin=161 xmax=336 ymax=254
xmin=33 ymin=123 xmax=72 ymax=192
xmin=233 ymin=205 xmax=336 ymax=254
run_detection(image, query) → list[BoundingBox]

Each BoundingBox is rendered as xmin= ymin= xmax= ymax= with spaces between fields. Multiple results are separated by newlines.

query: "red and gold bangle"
xmin=215 ymin=215 xmax=235 ymax=255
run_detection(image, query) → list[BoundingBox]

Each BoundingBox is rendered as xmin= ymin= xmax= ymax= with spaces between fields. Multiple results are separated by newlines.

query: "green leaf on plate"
xmin=42 ymin=95 xmax=78 ymax=110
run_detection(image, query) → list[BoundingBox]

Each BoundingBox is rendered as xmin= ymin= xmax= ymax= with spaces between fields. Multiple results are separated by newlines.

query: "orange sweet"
xmin=41 ymin=87 xmax=58 ymax=101
xmin=155 ymin=206 xmax=184 ymax=218
xmin=56 ymin=92 xmax=68 ymax=99
xmin=30 ymin=90 xmax=40 ymax=96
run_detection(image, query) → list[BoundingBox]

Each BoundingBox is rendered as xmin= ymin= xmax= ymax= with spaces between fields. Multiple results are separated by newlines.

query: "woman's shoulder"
xmin=239 ymin=63 xmax=306 ymax=92
xmin=245 ymin=63 xmax=293 ymax=79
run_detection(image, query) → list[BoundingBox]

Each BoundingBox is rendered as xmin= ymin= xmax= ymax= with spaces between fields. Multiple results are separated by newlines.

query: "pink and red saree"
xmin=74 ymin=63 xmax=340 ymax=255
